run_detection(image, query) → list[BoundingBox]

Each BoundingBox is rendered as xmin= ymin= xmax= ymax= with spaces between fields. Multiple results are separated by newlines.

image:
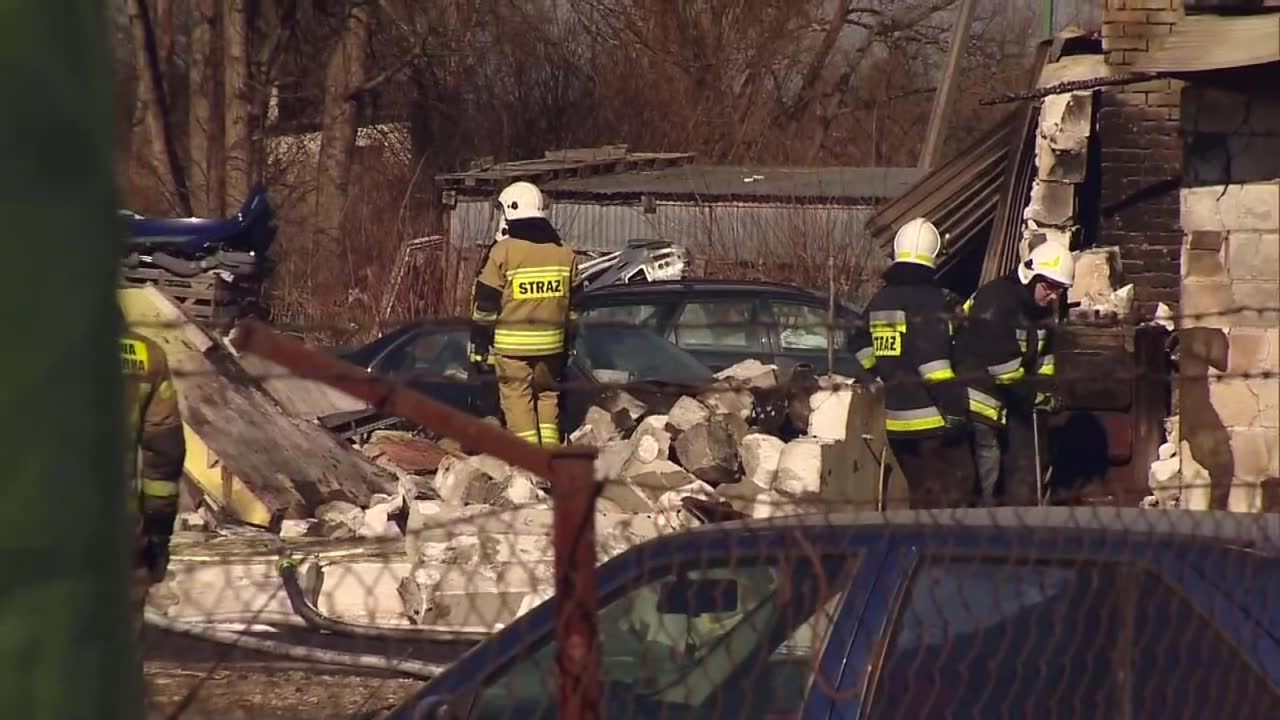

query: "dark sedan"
xmin=338 ymin=319 xmax=715 ymax=434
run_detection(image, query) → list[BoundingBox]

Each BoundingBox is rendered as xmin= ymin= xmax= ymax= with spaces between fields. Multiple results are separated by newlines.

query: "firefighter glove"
xmin=1035 ymin=392 xmax=1064 ymax=414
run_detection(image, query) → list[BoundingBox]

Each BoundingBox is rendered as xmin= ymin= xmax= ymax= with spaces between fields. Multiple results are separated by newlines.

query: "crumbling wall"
xmin=1099 ymin=1 xmax=1185 ymax=319
xmin=1177 ymin=82 xmax=1280 ymax=512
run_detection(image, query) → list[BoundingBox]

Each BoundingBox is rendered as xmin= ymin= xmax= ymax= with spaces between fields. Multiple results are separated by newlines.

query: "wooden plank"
xmin=119 ymin=287 xmax=399 ymax=520
xmin=236 ymin=351 xmax=371 ymax=422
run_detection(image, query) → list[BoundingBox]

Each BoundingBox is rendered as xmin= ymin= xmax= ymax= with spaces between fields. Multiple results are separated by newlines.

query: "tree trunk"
xmin=313 ymin=2 xmax=374 ymax=301
xmin=223 ymin=0 xmax=253 ymax=210
xmin=127 ymin=0 xmax=192 ymax=214
xmin=188 ymin=0 xmax=224 ymax=216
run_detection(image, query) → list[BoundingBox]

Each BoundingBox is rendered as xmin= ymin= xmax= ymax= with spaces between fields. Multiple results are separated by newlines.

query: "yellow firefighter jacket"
xmin=121 ymin=329 xmax=186 ymax=539
xmin=471 ymin=232 xmax=579 ymax=356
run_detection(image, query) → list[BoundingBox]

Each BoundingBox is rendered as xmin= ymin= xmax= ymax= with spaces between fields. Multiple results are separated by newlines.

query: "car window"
xmin=673 ymin=300 xmax=766 ymax=351
xmin=578 ymin=303 xmax=665 ymax=328
xmin=574 ymin=325 xmax=713 ymax=387
xmin=376 ymin=330 xmax=467 ymax=377
xmin=864 ymin=558 xmax=1280 ymax=720
xmin=464 ymin=553 xmax=858 ymax=720
xmin=770 ymin=302 xmax=842 ymax=351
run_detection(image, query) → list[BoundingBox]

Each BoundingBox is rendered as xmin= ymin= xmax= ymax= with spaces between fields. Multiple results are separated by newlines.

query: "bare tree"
xmin=224 ymin=0 xmax=253 ymax=209
xmin=188 ymin=0 xmax=223 ymax=216
xmin=127 ymin=0 xmax=192 ymax=214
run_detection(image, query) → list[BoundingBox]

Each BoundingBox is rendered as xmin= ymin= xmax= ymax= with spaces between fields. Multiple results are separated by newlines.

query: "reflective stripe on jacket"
xmin=849 ymin=268 xmax=967 ymax=439
xmin=953 ymin=272 xmax=1056 ymax=428
xmin=121 ymin=330 xmax=185 ymax=533
xmin=471 ymin=234 xmax=579 ymax=356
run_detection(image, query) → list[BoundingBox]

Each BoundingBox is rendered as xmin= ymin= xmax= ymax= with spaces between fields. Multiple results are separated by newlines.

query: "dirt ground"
xmin=145 ymin=665 xmax=423 ymax=719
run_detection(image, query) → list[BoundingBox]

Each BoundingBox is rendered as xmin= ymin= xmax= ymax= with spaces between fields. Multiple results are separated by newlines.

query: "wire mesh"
xmin=124 ymin=302 xmax=1280 ymax=719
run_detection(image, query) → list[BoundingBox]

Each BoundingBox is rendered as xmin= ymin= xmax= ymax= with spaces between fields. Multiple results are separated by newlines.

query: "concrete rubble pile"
xmin=163 ymin=359 xmax=897 ymax=632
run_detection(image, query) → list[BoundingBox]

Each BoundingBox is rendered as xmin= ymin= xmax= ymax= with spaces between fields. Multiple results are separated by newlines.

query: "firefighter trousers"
xmin=888 ymin=433 xmax=976 ymax=509
xmin=494 ymin=353 xmax=565 ymax=447
xmin=972 ymin=412 xmax=1044 ymax=506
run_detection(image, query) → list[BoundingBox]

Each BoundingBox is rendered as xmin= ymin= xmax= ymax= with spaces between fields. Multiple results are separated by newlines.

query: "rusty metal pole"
xmin=549 ymin=453 xmax=601 ymax=720
xmin=228 ymin=320 xmax=602 ymax=718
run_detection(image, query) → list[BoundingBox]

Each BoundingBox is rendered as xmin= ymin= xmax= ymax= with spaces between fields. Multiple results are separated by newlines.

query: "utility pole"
xmin=919 ymin=0 xmax=979 ymax=170
xmin=0 ymin=4 xmax=136 ymax=719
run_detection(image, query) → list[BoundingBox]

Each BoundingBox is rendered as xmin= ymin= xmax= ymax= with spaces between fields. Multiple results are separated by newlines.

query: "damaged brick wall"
xmin=1178 ymin=81 xmax=1280 ymax=512
xmin=1100 ymin=0 xmax=1185 ymax=318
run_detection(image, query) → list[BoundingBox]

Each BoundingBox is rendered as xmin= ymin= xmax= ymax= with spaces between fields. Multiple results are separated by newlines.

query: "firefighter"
xmin=470 ymin=181 xmax=579 ymax=447
xmin=954 ymin=239 xmax=1074 ymax=506
xmin=850 ymin=217 xmax=973 ymax=509
xmin=120 ymin=324 xmax=185 ymax=663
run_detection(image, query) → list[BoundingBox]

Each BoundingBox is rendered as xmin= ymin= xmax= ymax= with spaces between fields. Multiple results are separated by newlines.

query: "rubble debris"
xmin=280 ymin=519 xmax=316 ymax=538
xmin=630 ymin=415 xmax=673 ymax=463
xmin=622 ymin=458 xmax=698 ymax=496
xmin=739 ymin=434 xmax=785 ymax=490
xmin=666 ymin=396 xmax=712 ymax=433
xmin=567 ymin=405 xmax=621 ymax=447
xmin=314 ymin=501 xmax=366 ymax=539
xmin=775 ymin=438 xmax=827 ymax=497
xmin=713 ymin=359 xmax=778 ymax=390
xmin=697 ymin=386 xmax=754 ymax=422
xmin=673 ymin=416 xmax=740 ymax=485
xmin=361 ymin=431 xmax=449 ymax=473
xmin=596 ymin=389 xmax=648 ymax=430
xmin=593 ymin=439 xmax=634 ymax=483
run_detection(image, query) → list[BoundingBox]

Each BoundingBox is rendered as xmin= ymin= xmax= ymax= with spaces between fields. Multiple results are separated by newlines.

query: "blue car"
xmin=388 ymin=507 xmax=1280 ymax=720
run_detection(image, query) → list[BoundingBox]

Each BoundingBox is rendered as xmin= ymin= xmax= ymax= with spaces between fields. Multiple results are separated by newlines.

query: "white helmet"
xmin=1018 ymin=240 xmax=1075 ymax=288
xmin=496 ymin=181 xmax=547 ymax=221
xmin=892 ymin=217 xmax=942 ymax=268
xmin=494 ymin=217 xmax=509 ymax=243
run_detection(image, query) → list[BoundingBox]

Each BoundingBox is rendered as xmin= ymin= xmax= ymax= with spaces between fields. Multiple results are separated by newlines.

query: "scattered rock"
xmin=568 ymin=406 xmax=621 ymax=447
xmin=714 ymin=359 xmax=779 ymax=390
xmin=279 ymin=519 xmax=315 ymax=538
xmin=1158 ymin=442 xmax=1177 ymax=461
xmin=674 ymin=418 xmax=739 ymax=486
xmin=359 ymin=500 xmax=404 ymax=539
xmin=597 ymin=389 xmax=648 ymax=430
xmin=630 ymin=415 xmax=672 ymax=464
xmin=697 ymin=387 xmax=754 ymax=422
xmin=314 ymin=501 xmax=366 ymax=539
xmin=740 ymin=434 xmax=785 ymax=490
xmin=362 ymin=431 xmax=449 ymax=473
xmin=432 ymin=455 xmax=488 ymax=506
xmin=593 ymin=439 xmax=634 ymax=483
xmin=623 ymin=458 xmax=699 ymax=497
xmin=667 ymin=396 xmax=712 ymax=434
xmin=775 ymin=438 xmax=827 ymax=497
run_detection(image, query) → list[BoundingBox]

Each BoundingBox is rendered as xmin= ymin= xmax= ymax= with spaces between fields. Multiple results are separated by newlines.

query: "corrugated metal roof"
xmin=539 ymin=165 xmax=925 ymax=204
xmin=446 ymin=199 xmax=875 ymax=257
xmin=1133 ymin=13 xmax=1280 ymax=72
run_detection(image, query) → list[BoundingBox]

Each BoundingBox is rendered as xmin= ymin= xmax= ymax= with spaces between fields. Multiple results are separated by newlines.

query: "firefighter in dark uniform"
xmin=954 ymin=239 xmax=1074 ymax=506
xmin=470 ymin=181 xmax=579 ymax=447
xmin=120 ymin=324 xmax=185 ymax=669
xmin=851 ymin=217 xmax=974 ymax=508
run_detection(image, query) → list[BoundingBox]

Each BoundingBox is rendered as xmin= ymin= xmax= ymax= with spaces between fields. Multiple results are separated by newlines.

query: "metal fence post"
xmin=549 ymin=452 xmax=601 ymax=720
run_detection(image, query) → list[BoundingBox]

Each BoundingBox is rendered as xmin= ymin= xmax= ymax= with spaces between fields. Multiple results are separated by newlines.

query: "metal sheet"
xmin=446 ymin=200 xmax=875 ymax=259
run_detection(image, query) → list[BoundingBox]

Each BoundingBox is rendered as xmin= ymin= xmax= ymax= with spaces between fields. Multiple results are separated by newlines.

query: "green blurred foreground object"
xmin=0 ymin=4 xmax=138 ymax=719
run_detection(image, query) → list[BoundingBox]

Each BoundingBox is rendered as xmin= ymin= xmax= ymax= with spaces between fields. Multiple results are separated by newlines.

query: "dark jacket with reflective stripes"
xmin=849 ymin=264 xmax=967 ymax=439
xmin=121 ymin=330 xmax=185 ymax=540
xmin=953 ymin=271 xmax=1057 ymax=428
xmin=470 ymin=218 xmax=580 ymax=357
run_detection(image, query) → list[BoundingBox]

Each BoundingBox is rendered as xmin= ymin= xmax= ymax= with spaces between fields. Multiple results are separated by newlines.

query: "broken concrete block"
xmin=593 ymin=439 xmax=634 ymax=483
xmin=1164 ymin=415 xmax=1180 ymax=447
xmin=714 ymin=359 xmax=779 ymax=390
xmin=654 ymin=480 xmax=717 ymax=533
xmin=631 ymin=414 xmax=672 ymax=463
xmin=1024 ymin=181 xmax=1076 ymax=227
xmin=749 ymin=490 xmax=808 ymax=520
xmin=1158 ymin=442 xmax=1177 ymax=460
xmin=667 ymin=396 xmax=712 ymax=434
xmin=505 ymin=470 xmax=547 ymax=506
xmin=597 ymin=389 xmax=648 ymax=428
xmin=1148 ymin=456 xmax=1182 ymax=507
xmin=358 ymin=500 xmax=404 ymax=539
xmin=697 ymin=387 xmax=754 ymax=422
xmin=279 ymin=519 xmax=315 ymax=538
xmin=808 ymin=388 xmax=855 ymax=441
xmin=314 ymin=501 xmax=366 ymax=539
xmin=568 ymin=405 xmax=621 ymax=447
xmin=775 ymin=439 xmax=826 ymax=497
xmin=595 ymin=497 xmax=626 ymax=515
xmin=1069 ymin=247 xmax=1121 ymax=310
xmin=740 ymin=433 xmax=785 ymax=490
xmin=673 ymin=418 xmax=739 ymax=486
xmin=623 ymin=458 xmax=699 ymax=497
xmin=596 ymin=515 xmax=663 ymax=562
xmin=431 ymin=456 xmax=484 ymax=506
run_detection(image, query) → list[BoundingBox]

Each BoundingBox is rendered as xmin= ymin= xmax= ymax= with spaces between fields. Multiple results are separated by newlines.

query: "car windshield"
xmin=575 ymin=324 xmax=714 ymax=387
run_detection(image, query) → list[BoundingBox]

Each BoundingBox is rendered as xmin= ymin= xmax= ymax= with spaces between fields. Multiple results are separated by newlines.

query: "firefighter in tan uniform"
xmin=470 ymin=181 xmax=579 ymax=446
xmin=120 ymin=327 xmax=185 ymax=646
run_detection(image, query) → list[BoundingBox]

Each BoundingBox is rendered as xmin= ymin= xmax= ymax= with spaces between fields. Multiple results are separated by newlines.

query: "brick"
xmin=1104 ymin=36 xmax=1150 ymax=52
xmin=1104 ymin=9 xmax=1150 ymax=23
xmin=1181 ymin=279 xmax=1235 ymax=328
xmin=1183 ymin=249 xmax=1227 ymax=281
xmin=1227 ymin=328 xmax=1280 ymax=374
xmin=1146 ymin=10 xmax=1182 ymax=24
xmin=1182 ymin=184 xmax=1280 ymax=232
xmin=1102 ymin=23 xmax=1125 ymax=37
xmin=1131 ymin=0 xmax=1176 ymax=8
xmin=1231 ymin=282 xmax=1280 ymax=327
xmin=1188 ymin=230 xmax=1226 ymax=252
xmin=1127 ymin=79 xmax=1174 ymax=93
xmin=1228 ymin=427 xmax=1280 ymax=481
xmin=1130 ymin=271 xmax=1180 ymax=288
xmin=1148 ymin=92 xmax=1181 ymax=108
xmin=1227 ymin=232 xmax=1280 ymax=282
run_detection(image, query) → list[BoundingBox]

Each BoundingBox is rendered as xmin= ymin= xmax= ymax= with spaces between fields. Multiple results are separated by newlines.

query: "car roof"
xmin=580 ymin=278 xmax=833 ymax=301
xmin=664 ymin=507 xmax=1280 ymax=554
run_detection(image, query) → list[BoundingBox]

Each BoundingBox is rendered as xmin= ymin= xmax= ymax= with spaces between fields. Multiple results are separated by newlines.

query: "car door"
xmin=829 ymin=535 xmax=1280 ymax=720
xmin=667 ymin=296 xmax=774 ymax=373
xmin=371 ymin=328 xmax=494 ymax=417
